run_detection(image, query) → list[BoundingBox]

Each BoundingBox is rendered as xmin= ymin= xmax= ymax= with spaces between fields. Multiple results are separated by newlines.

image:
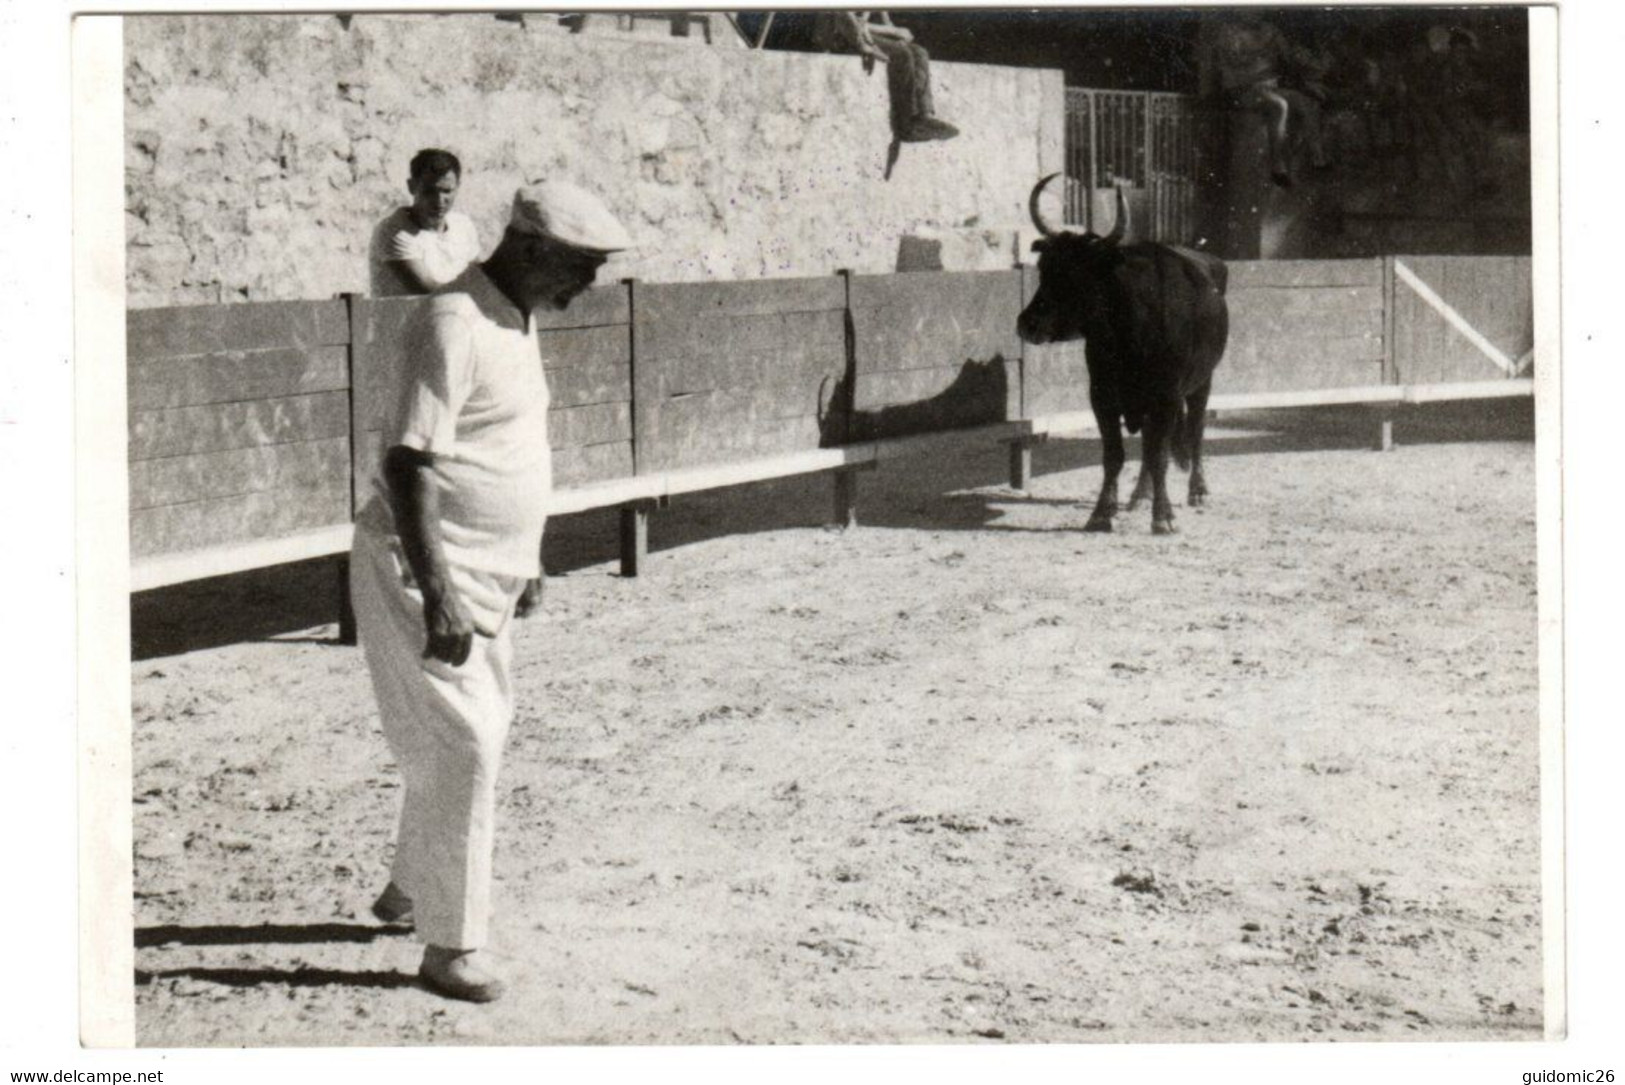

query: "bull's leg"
xmin=1143 ymin=401 xmax=1180 ymax=535
xmin=1125 ymin=433 xmax=1152 ymax=512
xmin=1085 ymin=405 xmax=1125 ymax=533
xmin=1185 ymin=382 xmax=1212 ymax=508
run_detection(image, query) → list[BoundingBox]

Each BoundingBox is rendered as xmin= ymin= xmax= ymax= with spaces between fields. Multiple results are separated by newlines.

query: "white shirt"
xmin=369 ymin=208 xmax=481 ymax=297
xmin=360 ymin=265 xmax=553 ymax=579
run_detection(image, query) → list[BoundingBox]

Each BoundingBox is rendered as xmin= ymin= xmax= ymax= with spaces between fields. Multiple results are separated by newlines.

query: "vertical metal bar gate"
xmin=1063 ymin=87 xmax=1200 ymax=244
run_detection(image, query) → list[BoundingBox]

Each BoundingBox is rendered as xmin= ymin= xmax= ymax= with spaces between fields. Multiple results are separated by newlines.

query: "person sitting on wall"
xmin=369 ymin=148 xmax=482 ymax=297
xmin=1405 ymin=25 xmax=1495 ymax=196
xmin=1198 ymin=14 xmax=1330 ymax=188
xmin=1351 ymin=33 xmax=1412 ymax=164
xmin=1279 ymin=34 xmax=1337 ymax=155
xmin=813 ymin=11 xmax=958 ymax=144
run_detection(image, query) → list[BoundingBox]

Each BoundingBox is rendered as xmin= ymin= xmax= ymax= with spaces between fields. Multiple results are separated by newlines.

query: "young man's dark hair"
xmin=409 ymin=148 xmax=462 ymax=183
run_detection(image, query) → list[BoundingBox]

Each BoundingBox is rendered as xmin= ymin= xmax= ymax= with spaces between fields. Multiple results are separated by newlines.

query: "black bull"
xmin=1016 ymin=175 xmax=1229 ymax=535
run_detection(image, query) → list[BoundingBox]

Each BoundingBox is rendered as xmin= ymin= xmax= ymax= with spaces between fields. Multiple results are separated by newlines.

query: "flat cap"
xmin=510 ymin=180 xmax=633 ymax=254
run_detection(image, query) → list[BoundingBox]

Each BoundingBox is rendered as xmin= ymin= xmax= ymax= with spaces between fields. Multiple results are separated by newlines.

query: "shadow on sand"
xmin=134 ymin=923 xmax=420 ymax=993
xmin=130 ymin=399 xmax=1531 ymax=660
xmin=135 ymin=966 xmax=416 ymax=992
xmin=135 ymin=922 xmax=411 ymax=949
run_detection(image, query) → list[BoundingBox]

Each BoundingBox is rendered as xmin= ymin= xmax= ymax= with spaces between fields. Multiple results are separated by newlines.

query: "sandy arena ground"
xmin=128 ymin=402 xmax=1542 ymax=1046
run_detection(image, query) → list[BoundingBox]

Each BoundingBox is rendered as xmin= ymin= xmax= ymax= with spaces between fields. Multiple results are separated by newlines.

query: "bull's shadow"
xmin=816 ymin=355 xmax=1012 ymax=446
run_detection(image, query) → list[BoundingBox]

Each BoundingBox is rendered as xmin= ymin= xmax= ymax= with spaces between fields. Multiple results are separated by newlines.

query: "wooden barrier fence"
xmin=128 ymin=256 xmax=1533 ymax=596
xmin=127 ymin=300 xmax=355 ymax=588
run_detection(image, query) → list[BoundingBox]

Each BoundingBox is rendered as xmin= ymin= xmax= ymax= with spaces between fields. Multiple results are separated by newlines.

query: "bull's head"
xmin=1016 ymin=174 xmax=1130 ymax=346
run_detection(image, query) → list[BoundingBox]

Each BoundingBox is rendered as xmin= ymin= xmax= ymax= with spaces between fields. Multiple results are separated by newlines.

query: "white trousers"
xmin=350 ymin=525 xmax=526 ymax=950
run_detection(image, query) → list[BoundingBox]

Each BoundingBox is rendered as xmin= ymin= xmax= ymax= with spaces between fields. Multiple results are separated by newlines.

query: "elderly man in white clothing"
xmin=369 ymin=148 xmax=483 ymax=296
xmin=350 ymin=180 xmax=631 ymax=1003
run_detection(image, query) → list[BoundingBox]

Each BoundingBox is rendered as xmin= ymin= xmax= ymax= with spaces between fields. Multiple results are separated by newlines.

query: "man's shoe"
xmin=899 ymin=116 xmax=959 ymax=143
xmin=371 ymin=882 xmax=414 ymax=927
xmin=420 ymin=946 xmax=506 ymax=1003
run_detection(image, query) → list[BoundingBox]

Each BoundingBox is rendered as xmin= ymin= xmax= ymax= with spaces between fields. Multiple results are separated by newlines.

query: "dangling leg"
xmin=1295 ymin=90 xmax=1331 ymax=169
xmin=908 ymin=43 xmax=933 ymax=125
xmin=880 ymin=37 xmax=915 ymax=137
xmin=890 ymin=41 xmax=957 ymax=142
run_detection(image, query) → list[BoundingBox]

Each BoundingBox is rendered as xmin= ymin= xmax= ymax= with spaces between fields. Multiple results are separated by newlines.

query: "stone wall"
xmin=124 ymin=14 xmax=1064 ymax=308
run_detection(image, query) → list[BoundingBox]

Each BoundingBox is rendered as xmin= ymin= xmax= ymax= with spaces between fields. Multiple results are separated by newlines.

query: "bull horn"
xmin=1104 ymin=185 xmax=1130 ymax=244
xmin=1027 ymin=173 xmax=1064 ymax=239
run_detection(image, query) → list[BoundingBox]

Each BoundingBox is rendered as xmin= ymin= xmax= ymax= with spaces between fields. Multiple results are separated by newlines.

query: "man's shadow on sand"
xmin=134 ymin=921 xmax=419 ymax=992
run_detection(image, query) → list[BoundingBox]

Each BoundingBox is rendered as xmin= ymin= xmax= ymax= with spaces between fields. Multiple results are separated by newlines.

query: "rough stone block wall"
xmin=124 ymin=14 xmax=1064 ymax=308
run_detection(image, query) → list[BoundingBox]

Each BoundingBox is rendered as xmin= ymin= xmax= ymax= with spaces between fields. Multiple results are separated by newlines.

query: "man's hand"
xmin=385 ymin=444 xmax=476 ymax=666
xmin=841 ymin=13 xmax=890 ymax=62
xmin=515 ymin=577 xmax=545 ymax=620
xmin=867 ymin=15 xmax=912 ymax=43
xmin=422 ymin=587 xmax=476 ymax=666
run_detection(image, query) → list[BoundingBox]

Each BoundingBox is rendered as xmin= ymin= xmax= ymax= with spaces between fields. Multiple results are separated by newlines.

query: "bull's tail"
xmin=1171 ymin=400 xmax=1193 ymax=472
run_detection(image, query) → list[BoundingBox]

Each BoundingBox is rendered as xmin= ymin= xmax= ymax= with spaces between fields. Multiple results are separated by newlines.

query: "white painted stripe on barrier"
xmin=1394 ymin=259 xmax=1519 ymax=376
xmin=1400 ymin=378 xmax=1535 ymax=404
xmin=1211 ymin=385 xmax=1402 ymax=410
xmin=1024 ymin=381 xmax=1533 ymax=436
xmin=1514 ymin=348 xmax=1535 ymax=376
xmin=130 ymin=380 xmax=1535 ymax=593
xmin=131 ymin=522 xmax=356 ymax=592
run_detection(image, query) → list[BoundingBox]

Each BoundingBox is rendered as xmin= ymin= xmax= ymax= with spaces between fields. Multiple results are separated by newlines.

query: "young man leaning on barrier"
xmin=350 ymin=180 xmax=632 ymax=1002
xmin=369 ymin=148 xmax=483 ymax=297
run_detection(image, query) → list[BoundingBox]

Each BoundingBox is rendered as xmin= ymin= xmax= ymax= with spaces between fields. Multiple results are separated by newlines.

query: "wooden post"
xmin=336 ymin=554 xmax=357 ymax=645
xmin=619 ymin=499 xmax=655 ymax=577
xmin=1373 ymin=409 xmax=1396 ymax=452
xmin=828 ymin=267 xmax=862 ymax=530
xmin=626 ymin=278 xmax=648 ymax=477
xmin=337 ymin=292 xmax=361 ymax=645
xmin=1378 ymin=256 xmax=1399 ymax=452
xmin=1007 ymin=439 xmax=1032 ymax=491
xmin=833 ymin=469 xmax=860 ymax=530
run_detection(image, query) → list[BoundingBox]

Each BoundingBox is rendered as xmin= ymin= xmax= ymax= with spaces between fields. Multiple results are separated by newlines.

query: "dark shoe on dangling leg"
xmin=899 ymin=115 xmax=959 ymax=143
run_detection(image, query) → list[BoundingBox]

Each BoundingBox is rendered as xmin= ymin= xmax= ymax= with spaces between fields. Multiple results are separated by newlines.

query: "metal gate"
xmin=1064 ymin=88 xmax=1200 ymax=243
